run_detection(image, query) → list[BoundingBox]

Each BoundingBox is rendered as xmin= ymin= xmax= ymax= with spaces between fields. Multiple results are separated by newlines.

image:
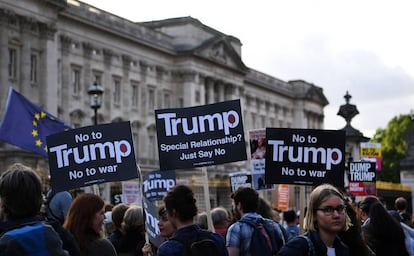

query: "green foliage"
xmin=371 ymin=114 xmax=414 ymax=183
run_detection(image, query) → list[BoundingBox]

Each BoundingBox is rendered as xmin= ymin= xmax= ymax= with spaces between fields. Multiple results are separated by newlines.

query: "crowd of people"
xmin=1 ymin=162 xmax=414 ymax=256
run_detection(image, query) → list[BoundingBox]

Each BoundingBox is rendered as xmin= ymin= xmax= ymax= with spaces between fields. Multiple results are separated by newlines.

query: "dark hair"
xmin=364 ymin=202 xmax=408 ymax=256
xmin=0 ymin=163 xmax=43 ymax=219
xmin=64 ymin=193 xmax=105 ymax=251
xmin=232 ymin=187 xmax=258 ymax=213
xmin=283 ymin=210 xmax=297 ymax=223
xmin=111 ymin=203 xmax=129 ymax=229
xmin=358 ymin=196 xmax=380 ymax=215
xmin=164 ymin=185 xmax=197 ymax=221
xmin=339 ymin=201 xmax=372 ymax=256
xmin=395 ymin=197 xmax=407 ymax=211
xmin=256 ymin=197 xmax=273 ymax=219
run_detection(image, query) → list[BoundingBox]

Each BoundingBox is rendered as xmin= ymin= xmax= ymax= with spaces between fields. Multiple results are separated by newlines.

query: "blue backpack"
xmin=239 ymin=218 xmax=283 ymax=256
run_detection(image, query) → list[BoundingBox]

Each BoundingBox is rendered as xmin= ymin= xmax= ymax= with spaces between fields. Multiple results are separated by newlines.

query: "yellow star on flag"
xmin=35 ymin=139 xmax=42 ymax=147
xmin=32 ymin=130 xmax=39 ymax=137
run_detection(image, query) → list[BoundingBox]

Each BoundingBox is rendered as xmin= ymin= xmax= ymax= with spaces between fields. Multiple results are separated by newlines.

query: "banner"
xmin=155 ymin=100 xmax=247 ymax=170
xmin=277 ymin=184 xmax=289 ymax=211
xmin=229 ymin=171 xmax=252 ymax=192
xmin=250 ymin=129 xmax=274 ymax=190
xmin=143 ymin=170 xmax=176 ymax=201
xmin=348 ymin=161 xmax=376 ymax=196
xmin=46 ymin=121 xmax=139 ymax=191
xmin=265 ymin=128 xmax=345 ymax=187
xmin=360 ymin=142 xmax=382 ymax=171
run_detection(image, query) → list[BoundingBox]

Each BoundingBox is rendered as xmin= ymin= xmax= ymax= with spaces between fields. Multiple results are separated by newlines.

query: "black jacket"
xmin=277 ymin=230 xmax=349 ymax=256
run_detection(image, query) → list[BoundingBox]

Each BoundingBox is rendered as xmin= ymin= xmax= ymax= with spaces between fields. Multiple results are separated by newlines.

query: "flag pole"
xmin=202 ymin=167 xmax=214 ymax=232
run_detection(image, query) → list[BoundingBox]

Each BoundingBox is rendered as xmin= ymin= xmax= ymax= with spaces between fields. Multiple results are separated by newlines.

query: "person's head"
xmin=211 ymin=207 xmax=229 ymax=227
xmin=305 ymin=184 xmax=350 ymax=233
xmin=158 ymin=206 xmax=175 ymax=238
xmin=395 ymin=197 xmax=408 ymax=212
xmin=46 ymin=190 xmax=73 ymax=225
xmin=122 ymin=205 xmax=144 ymax=234
xmin=232 ymin=187 xmax=258 ymax=215
xmin=257 ymin=197 xmax=275 ymax=220
xmin=283 ymin=210 xmax=298 ymax=225
xmin=0 ymin=163 xmax=43 ymax=219
xmin=111 ymin=203 xmax=129 ymax=230
xmin=194 ymin=212 xmax=208 ymax=229
xmin=358 ymin=196 xmax=381 ymax=222
xmin=163 ymin=185 xmax=197 ymax=226
xmin=64 ymin=193 xmax=105 ymax=250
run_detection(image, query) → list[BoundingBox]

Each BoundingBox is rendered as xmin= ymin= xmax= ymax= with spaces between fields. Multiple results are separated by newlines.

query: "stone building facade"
xmin=0 ymin=0 xmax=328 ymax=209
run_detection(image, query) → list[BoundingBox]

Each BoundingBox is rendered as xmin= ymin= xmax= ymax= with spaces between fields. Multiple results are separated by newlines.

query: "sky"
xmin=81 ymin=0 xmax=414 ymax=138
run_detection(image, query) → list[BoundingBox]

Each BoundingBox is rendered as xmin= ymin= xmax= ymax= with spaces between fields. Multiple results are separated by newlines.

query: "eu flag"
xmin=0 ymin=87 xmax=71 ymax=157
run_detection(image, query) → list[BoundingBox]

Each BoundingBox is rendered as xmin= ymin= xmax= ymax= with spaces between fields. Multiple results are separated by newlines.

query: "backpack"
xmin=171 ymin=229 xmax=222 ymax=256
xmin=239 ymin=217 xmax=281 ymax=256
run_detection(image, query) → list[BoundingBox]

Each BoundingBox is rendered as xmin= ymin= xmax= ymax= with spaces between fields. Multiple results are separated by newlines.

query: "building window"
xmin=113 ymin=78 xmax=121 ymax=105
xmin=148 ymin=87 xmax=155 ymax=110
xmin=93 ymin=71 xmax=102 ymax=85
xmin=148 ymin=134 xmax=156 ymax=160
xmin=164 ymin=92 xmax=170 ymax=108
xmin=8 ymin=48 xmax=17 ymax=79
xmin=71 ymin=67 xmax=81 ymax=95
xmin=195 ymin=90 xmax=200 ymax=103
xmin=30 ymin=54 xmax=38 ymax=83
xmin=131 ymin=83 xmax=139 ymax=108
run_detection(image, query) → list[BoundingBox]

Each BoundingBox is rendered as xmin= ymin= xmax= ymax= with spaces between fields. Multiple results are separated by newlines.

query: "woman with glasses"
xmin=278 ymin=183 xmax=350 ymax=256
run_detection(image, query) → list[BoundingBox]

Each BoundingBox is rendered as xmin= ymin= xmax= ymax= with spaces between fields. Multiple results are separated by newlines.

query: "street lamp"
xmin=87 ymin=82 xmax=107 ymax=200
xmin=87 ymin=82 xmax=104 ymax=125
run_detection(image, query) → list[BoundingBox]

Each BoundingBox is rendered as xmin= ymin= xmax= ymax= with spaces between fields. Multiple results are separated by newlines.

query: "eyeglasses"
xmin=316 ymin=205 xmax=346 ymax=215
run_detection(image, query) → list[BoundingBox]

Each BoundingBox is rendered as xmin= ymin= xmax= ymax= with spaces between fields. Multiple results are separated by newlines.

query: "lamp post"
xmin=87 ymin=82 xmax=104 ymax=125
xmin=87 ymin=82 xmax=107 ymax=200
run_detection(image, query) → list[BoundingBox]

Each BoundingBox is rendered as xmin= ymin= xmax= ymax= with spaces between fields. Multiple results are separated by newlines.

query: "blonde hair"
xmin=122 ymin=205 xmax=144 ymax=233
xmin=304 ymin=184 xmax=351 ymax=232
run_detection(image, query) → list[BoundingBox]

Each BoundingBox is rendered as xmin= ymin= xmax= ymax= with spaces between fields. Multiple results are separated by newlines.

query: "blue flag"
xmin=0 ymin=87 xmax=71 ymax=157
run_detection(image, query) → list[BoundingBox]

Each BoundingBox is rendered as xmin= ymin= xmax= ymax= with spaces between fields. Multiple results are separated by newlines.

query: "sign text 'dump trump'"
xmin=155 ymin=100 xmax=247 ymax=170
xmin=47 ymin=121 xmax=139 ymax=191
xmin=265 ymin=128 xmax=345 ymax=187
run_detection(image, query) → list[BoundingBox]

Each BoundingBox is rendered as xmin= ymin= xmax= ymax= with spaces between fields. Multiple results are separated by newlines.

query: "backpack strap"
xmin=299 ymin=235 xmax=315 ymax=256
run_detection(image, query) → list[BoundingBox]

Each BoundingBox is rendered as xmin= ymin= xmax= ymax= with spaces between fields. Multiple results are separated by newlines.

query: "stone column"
xmin=20 ymin=16 xmax=33 ymax=94
xmin=59 ymin=35 xmax=72 ymax=119
xmin=205 ymin=77 xmax=214 ymax=104
xmin=0 ymin=9 xmax=10 ymax=116
xmin=39 ymin=22 xmax=58 ymax=114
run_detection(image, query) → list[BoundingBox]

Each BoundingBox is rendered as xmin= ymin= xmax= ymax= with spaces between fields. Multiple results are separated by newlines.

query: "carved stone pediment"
xmin=195 ymin=37 xmax=247 ymax=72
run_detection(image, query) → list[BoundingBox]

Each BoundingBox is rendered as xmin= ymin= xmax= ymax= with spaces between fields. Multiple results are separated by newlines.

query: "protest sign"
xmin=155 ymin=100 xmax=247 ymax=170
xmin=47 ymin=121 xmax=138 ymax=191
xmin=360 ymin=142 xmax=382 ymax=171
xmin=277 ymin=184 xmax=289 ymax=211
xmin=143 ymin=170 xmax=176 ymax=201
xmin=229 ymin=171 xmax=252 ymax=192
xmin=348 ymin=161 xmax=376 ymax=196
xmin=250 ymin=129 xmax=274 ymax=190
xmin=143 ymin=198 xmax=165 ymax=248
xmin=265 ymin=128 xmax=345 ymax=187
xmin=120 ymin=181 xmax=141 ymax=204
